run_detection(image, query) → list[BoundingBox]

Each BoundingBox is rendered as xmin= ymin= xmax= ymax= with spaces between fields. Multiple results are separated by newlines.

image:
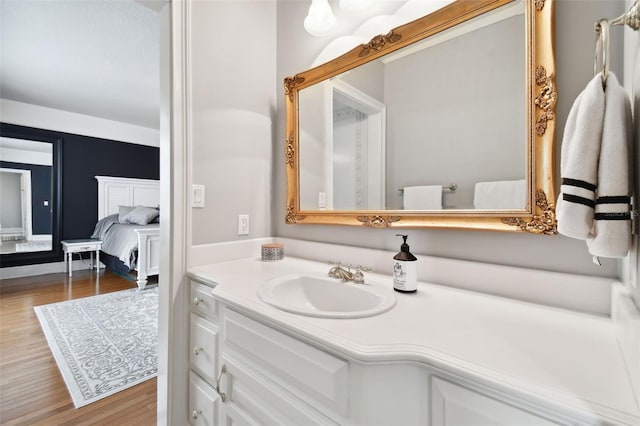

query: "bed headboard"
xmin=95 ymin=176 xmax=160 ymax=220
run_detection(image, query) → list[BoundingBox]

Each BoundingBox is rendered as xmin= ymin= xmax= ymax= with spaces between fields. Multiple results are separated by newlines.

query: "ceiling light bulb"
xmin=304 ymin=0 xmax=337 ymax=36
xmin=340 ymin=0 xmax=373 ymax=13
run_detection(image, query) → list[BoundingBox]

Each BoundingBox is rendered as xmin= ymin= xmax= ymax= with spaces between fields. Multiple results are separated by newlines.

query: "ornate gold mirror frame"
xmin=285 ymin=0 xmax=557 ymax=234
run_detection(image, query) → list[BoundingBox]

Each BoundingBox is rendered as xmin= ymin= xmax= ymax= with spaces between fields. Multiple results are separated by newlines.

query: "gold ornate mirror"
xmin=285 ymin=0 xmax=556 ymax=233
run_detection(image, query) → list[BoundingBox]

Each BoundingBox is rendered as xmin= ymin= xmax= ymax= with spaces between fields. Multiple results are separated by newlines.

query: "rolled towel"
xmin=403 ymin=185 xmax=442 ymax=210
xmin=587 ymin=73 xmax=632 ymax=258
xmin=556 ymin=74 xmax=605 ymax=239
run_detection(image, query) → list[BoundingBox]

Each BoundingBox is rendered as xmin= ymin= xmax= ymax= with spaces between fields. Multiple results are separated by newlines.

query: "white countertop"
xmin=188 ymin=256 xmax=639 ymax=424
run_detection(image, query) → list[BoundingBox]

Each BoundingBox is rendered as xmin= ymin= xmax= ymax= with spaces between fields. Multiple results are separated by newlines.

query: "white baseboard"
xmin=0 ymin=260 xmax=103 ymax=280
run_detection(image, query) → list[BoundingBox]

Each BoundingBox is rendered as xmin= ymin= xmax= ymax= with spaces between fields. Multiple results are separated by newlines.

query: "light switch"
xmin=43 ymin=200 xmax=49 ymax=206
xmin=318 ymin=192 xmax=326 ymax=209
xmin=192 ymin=184 xmax=205 ymax=208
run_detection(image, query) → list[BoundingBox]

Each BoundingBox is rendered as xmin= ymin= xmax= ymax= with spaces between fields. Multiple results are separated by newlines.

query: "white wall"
xmin=0 ymin=171 xmax=22 ymax=228
xmin=0 ymin=99 xmax=159 ymax=147
xmin=0 ymin=140 xmax=53 ymax=166
xmin=275 ymin=0 xmax=626 ymax=279
xmin=385 ymin=15 xmax=525 ymax=210
xmin=189 ymin=1 xmax=276 ymax=245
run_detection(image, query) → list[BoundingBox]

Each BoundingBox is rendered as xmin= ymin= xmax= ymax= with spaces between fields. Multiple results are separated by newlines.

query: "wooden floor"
xmin=0 ymin=270 xmax=157 ymax=425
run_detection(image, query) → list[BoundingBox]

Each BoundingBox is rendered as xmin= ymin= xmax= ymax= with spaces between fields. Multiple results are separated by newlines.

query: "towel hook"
xmin=609 ymin=0 xmax=640 ymax=30
xmin=594 ymin=19 xmax=610 ymax=86
xmin=593 ymin=0 xmax=640 ymax=87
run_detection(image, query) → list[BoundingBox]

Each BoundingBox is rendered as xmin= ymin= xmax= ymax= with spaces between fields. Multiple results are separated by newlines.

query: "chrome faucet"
xmin=328 ymin=261 xmax=353 ymax=281
xmin=328 ymin=261 xmax=373 ymax=284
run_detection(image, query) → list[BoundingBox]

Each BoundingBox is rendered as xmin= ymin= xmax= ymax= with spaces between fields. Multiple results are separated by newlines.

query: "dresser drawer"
xmin=222 ymin=309 xmax=349 ymax=416
xmin=190 ymin=313 xmax=219 ymax=385
xmin=189 ymin=371 xmax=219 ymax=426
xmin=190 ymin=280 xmax=218 ymax=321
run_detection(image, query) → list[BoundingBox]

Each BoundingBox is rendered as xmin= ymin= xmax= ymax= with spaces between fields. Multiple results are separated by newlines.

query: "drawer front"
xmin=66 ymin=244 xmax=101 ymax=253
xmin=189 ymin=371 xmax=219 ymax=426
xmin=220 ymin=355 xmax=338 ymax=426
xmin=222 ymin=309 xmax=349 ymax=416
xmin=190 ymin=314 xmax=218 ymax=385
xmin=190 ymin=280 xmax=218 ymax=321
xmin=431 ymin=377 xmax=564 ymax=426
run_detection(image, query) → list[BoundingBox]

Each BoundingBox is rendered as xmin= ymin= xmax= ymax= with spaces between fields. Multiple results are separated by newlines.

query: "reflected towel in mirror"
xmin=473 ymin=179 xmax=526 ymax=209
xmin=403 ymin=185 xmax=442 ymax=210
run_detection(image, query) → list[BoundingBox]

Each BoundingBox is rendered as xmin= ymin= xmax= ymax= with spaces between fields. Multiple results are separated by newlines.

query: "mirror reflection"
xmin=0 ymin=137 xmax=54 ymax=254
xmin=298 ymin=1 xmax=527 ymax=211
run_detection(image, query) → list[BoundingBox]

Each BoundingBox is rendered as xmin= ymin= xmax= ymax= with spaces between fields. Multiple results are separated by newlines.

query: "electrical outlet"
xmin=238 ymin=214 xmax=249 ymax=235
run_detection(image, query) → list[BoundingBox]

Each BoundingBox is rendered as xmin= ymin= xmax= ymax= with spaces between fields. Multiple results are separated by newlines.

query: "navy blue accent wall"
xmin=62 ymin=134 xmax=159 ymax=239
xmin=0 ymin=123 xmax=159 ymax=245
xmin=0 ymin=161 xmax=53 ymax=234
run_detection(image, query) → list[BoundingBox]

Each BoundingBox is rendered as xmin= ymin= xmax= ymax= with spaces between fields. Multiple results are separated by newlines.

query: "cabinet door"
xmin=189 ymin=372 xmax=220 ymax=426
xmin=219 ymin=355 xmax=338 ymax=426
xmin=431 ymin=377 xmax=564 ymax=426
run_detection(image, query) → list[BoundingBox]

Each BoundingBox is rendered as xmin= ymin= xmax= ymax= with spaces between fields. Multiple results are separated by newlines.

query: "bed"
xmin=93 ymin=176 xmax=160 ymax=290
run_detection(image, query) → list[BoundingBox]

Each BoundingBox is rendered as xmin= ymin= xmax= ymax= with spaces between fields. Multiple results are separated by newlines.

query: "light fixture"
xmin=304 ymin=0 xmax=337 ymax=36
xmin=339 ymin=0 xmax=373 ymax=13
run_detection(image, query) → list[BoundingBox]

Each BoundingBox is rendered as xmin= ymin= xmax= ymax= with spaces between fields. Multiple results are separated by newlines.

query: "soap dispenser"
xmin=393 ymin=234 xmax=417 ymax=293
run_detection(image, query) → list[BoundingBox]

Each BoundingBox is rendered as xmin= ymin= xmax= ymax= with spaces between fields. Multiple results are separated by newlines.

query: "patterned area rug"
xmin=34 ymin=286 xmax=158 ymax=408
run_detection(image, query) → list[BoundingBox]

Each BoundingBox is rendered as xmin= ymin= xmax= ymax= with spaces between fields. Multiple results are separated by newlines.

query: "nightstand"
xmin=61 ymin=239 xmax=103 ymax=277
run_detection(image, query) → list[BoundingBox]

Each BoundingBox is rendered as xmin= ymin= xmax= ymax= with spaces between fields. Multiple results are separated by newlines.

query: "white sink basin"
xmin=258 ymin=274 xmax=396 ymax=318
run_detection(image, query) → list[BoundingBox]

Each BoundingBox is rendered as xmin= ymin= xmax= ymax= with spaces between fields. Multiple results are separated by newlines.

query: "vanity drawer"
xmin=222 ymin=309 xmax=349 ymax=416
xmin=190 ymin=280 xmax=218 ymax=321
xmin=189 ymin=371 xmax=219 ymax=426
xmin=220 ymin=354 xmax=338 ymax=426
xmin=190 ymin=313 xmax=219 ymax=385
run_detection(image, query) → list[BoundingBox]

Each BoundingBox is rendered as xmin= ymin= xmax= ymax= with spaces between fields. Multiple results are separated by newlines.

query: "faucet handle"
xmin=328 ymin=260 xmax=342 ymax=278
xmin=352 ymin=265 xmax=372 ymax=284
xmin=356 ymin=265 xmax=373 ymax=273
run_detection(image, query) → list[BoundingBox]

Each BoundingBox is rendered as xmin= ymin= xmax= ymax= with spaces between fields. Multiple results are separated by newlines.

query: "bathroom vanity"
xmin=187 ymin=256 xmax=639 ymax=426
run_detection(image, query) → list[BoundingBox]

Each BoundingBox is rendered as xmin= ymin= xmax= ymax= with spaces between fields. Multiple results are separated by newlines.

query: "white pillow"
xmin=118 ymin=205 xmax=135 ymax=223
xmin=121 ymin=206 xmax=159 ymax=225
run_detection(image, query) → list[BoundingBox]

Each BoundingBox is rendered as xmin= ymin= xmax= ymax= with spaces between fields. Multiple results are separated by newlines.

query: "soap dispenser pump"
xmin=393 ymin=234 xmax=417 ymax=293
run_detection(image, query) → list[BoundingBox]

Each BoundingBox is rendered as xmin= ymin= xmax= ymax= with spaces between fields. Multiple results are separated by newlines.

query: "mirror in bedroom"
xmin=0 ymin=125 xmax=62 ymax=266
xmin=285 ymin=0 xmax=557 ymax=233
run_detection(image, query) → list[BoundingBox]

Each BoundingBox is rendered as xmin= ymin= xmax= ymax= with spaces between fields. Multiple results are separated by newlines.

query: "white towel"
xmin=587 ymin=73 xmax=632 ymax=258
xmin=473 ymin=179 xmax=526 ymax=209
xmin=556 ymin=74 xmax=605 ymax=239
xmin=403 ymin=185 xmax=442 ymax=210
